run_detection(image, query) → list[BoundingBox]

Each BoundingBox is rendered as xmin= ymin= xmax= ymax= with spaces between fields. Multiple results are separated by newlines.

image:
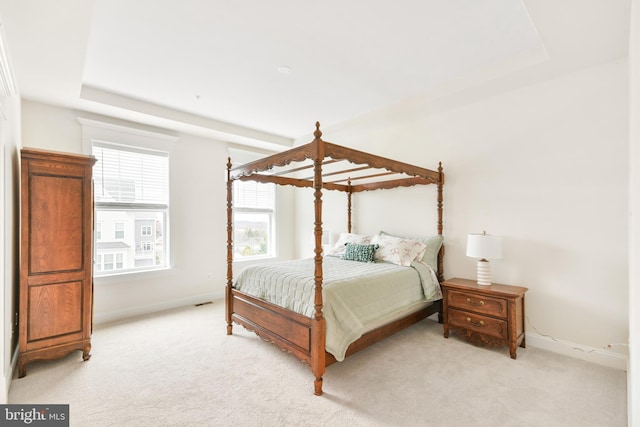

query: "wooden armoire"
xmin=18 ymin=148 xmax=96 ymax=377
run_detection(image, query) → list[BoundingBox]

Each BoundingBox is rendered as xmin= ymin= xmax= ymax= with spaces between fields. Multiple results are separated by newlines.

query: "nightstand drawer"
xmin=447 ymin=290 xmax=507 ymax=318
xmin=448 ymin=308 xmax=508 ymax=341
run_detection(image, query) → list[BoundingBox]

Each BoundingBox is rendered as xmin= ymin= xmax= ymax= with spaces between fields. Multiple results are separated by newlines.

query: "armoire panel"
xmin=28 ymin=281 xmax=83 ymax=342
xmin=29 ymin=174 xmax=85 ymax=274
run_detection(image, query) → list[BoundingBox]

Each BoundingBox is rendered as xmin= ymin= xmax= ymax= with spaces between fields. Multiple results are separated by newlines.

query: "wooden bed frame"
xmin=226 ymin=122 xmax=444 ymax=395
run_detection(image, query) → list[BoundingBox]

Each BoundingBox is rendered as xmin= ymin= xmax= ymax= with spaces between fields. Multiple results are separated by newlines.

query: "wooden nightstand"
xmin=442 ymin=277 xmax=528 ymax=359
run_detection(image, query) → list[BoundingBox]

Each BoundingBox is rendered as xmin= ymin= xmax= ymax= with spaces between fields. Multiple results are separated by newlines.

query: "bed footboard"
xmin=230 ymin=289 xmax=314 ymax=364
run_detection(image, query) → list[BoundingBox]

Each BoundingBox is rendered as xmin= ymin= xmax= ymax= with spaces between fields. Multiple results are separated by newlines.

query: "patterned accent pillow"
xmin=379 ymin=231 xmax=443 ymax=270
xmin=326 ymin=233 xmax=371 ymax=257
xmin=341 ymin=243 xmax=379 ymax=263
xmin=370 ymin=234 xmax=427 ymax=267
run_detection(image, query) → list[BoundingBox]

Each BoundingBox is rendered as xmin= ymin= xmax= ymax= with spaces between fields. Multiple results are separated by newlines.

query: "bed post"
xmin=437 ymin=162 xmax=443 ymax=237
xmin=436 ymin=162 xmax=445 ymax=323
xmin=311 ymin=122 xmax=326 ymax=396
xmin=226 ymin=158 xmax=234 ymax=335
xmin=436 ymin=162 xmax=444 ymax=282
xmin=347 ymin=178 xmax=352 ymax=233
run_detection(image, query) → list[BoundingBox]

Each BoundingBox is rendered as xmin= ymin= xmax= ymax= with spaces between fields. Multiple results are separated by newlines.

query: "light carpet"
xmin=9 ymin=301 xmax=627 ymax=426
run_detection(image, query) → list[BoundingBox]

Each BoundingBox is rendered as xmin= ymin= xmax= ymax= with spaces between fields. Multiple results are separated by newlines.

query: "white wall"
xmin=629 ymin=0 xmax=639 ymax=425
xmin=0 ymin=92 xmax=20 ymax=403
xmin=21 ymin=100 xmax=295 ymax=323
xmin=20 ymin=101 xmax=81 ymax=153
xmin=297 ymin=59 xmax=629 ymax=369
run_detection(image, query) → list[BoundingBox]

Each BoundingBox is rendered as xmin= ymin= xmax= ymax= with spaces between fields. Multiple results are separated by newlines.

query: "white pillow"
xmin=370 ymin=234 xmax=427 ymax=267
xmin=379 ymin=231 xmax=443 ymax=271
xmin=326 ymin=233 xmax=371 ymax=256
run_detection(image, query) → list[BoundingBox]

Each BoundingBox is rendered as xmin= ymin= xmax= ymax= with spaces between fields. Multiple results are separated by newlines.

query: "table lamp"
xmin=466 ymin=231 xmax=502 ymax=285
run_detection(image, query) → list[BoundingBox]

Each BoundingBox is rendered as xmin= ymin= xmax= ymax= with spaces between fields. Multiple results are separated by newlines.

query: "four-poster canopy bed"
xmin=226 ymin=122 xmax=445 ymax=396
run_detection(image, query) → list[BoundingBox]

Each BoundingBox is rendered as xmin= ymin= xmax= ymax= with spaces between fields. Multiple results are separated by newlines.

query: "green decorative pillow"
xmin=341 ymin=243 xmax=379 ymax=263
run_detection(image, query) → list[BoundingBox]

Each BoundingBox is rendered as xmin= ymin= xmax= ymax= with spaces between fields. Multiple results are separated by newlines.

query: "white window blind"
xmin=234 ymin=181 xmax=274 ymax=210
xmin=93 ymin=143 xmax=169 ymax=206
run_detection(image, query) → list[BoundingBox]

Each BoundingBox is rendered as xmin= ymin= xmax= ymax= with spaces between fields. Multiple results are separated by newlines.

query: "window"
xmin=233 ymin=180 xmax=275 ymax=259
xmin=104 ymin=254 xmax=114 ymax=271
xmin=96 ymin=252 xmax=125 ymax=272
xmin=114 ymin=222 xmax=125 ymax=239
xmin=115 ymin=253 xmax=124 ymax=269
xmin=96 ymin=223 xmax=102 ymax=240
xmin=92 ymin=141 xmax=170 ymax=275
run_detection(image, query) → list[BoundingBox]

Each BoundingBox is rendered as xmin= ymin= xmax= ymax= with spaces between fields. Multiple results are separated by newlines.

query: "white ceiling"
xmin=0 ymin=0 xmax=631 ymax=150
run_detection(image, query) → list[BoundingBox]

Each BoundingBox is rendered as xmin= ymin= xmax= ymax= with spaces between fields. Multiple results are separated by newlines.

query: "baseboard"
xmin=526 ymin=332 xmax=628 ymax=371
xmin=3 ymin=347 xmax=19 ymax=404
xmin=1 ymin=374 xmax=6 ymax=404
xmin=93 ymin=292 xmax=222 ymax=325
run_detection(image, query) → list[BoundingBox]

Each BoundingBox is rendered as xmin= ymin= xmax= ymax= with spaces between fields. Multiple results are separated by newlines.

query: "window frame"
xmin=229 ymin=149 xmax=277 ymax=260
xmin=232 ymin=183 xmax=276 ymax=260
xmin=80 ymin=118 xmax=177 ymax=277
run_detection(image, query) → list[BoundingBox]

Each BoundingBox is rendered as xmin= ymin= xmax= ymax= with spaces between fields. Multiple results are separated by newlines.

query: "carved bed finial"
xmin=314 ymin=122 xmax=322 ymax=139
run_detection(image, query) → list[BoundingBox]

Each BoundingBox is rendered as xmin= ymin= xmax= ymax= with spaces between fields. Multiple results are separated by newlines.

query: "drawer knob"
xmin=466 ymin=297 xmax=484 ymax=306
xmin=466 ymin=317 xmax=486 ymax=327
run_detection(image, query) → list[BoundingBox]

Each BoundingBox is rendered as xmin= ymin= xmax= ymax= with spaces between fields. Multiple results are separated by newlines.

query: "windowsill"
xmin=234 ymin=253 xmax=276 ymax=261
xmin=94 ymin=266 xmax=176 ymax=285
xmin=232 ymin=255 xmax=279 ymax=267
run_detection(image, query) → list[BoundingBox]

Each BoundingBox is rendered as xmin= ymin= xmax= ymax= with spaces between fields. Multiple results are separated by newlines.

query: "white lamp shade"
xmin=466 ymin=233 xmax=502 ymax=260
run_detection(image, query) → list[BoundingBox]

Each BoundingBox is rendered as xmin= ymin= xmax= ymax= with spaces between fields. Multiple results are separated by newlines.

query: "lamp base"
xmin=476 ymin=259 xmax=492 ymax=285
